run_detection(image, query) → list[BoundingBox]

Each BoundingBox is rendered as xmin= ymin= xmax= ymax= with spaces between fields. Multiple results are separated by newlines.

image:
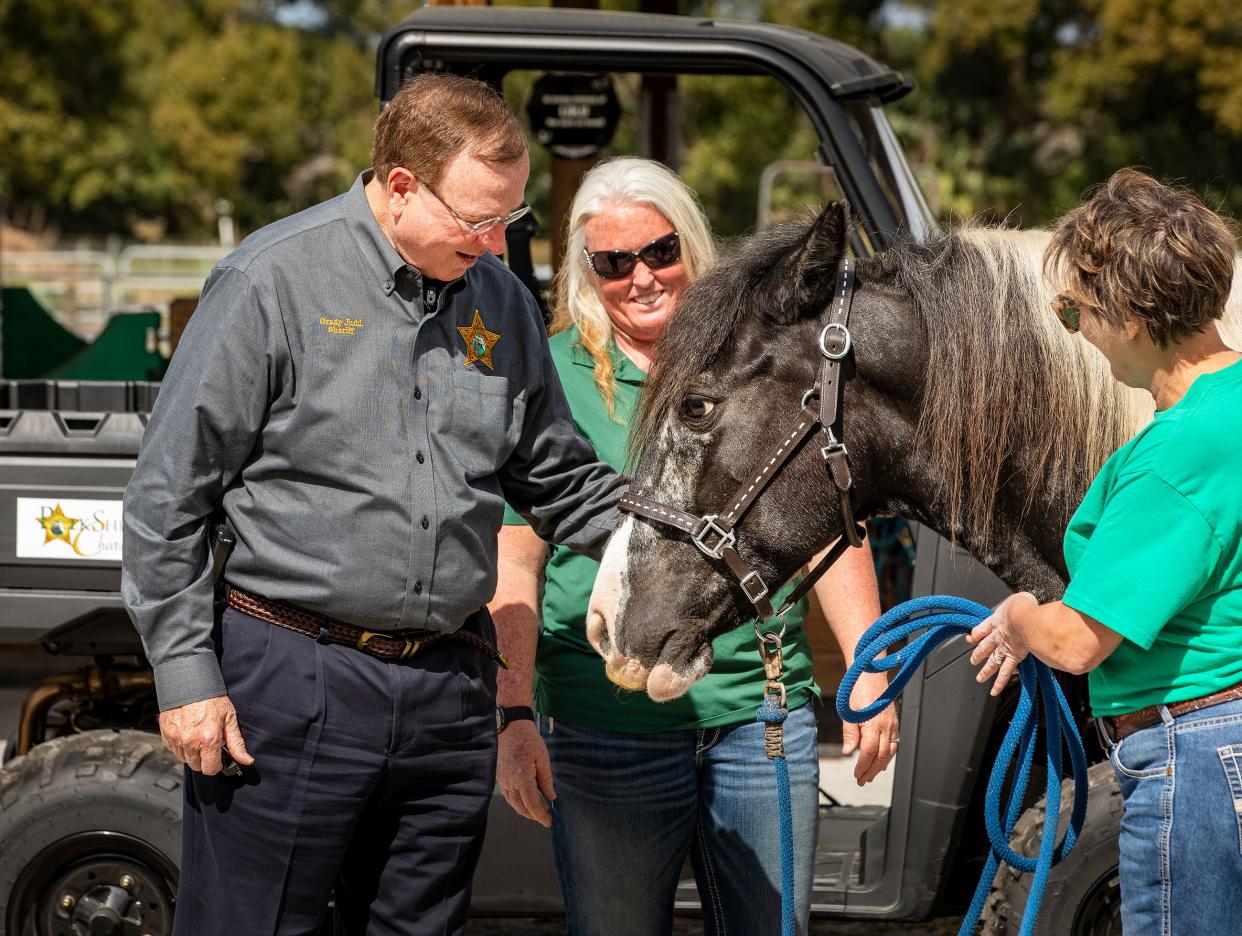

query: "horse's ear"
xmin=769 ymin=200 xmax=851 ymax=323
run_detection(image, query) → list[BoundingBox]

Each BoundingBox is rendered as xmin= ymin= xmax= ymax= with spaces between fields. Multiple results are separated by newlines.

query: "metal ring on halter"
xmin=754 ymin=617 xmax=788 ymax=643
xmin=819 ymin=322 xmax=852 ymax=360
xmin=800 ymin=387 xmax=819 ymax=409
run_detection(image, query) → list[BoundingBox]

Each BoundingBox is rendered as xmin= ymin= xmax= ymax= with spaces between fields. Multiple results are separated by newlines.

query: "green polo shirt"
xmin=503 ymin=327 xmax=818 ymax=732
xmin=1063 ymin=358 xmax=1242 ymax=716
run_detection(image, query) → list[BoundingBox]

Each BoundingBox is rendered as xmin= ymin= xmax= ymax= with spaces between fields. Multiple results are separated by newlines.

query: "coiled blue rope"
xmin=836 ymin=595 xmax=1091 ymax=936
xmin=756 ymin=696 xmax=797 ymax=936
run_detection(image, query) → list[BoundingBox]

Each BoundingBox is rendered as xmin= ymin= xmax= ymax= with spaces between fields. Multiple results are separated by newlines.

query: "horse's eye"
xmin=680 ymin=396 xmax=715 ymax=421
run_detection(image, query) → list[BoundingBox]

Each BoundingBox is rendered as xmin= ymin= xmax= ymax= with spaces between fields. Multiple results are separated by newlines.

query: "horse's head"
xmin=587 ymin=203 xmax=1151 ymax=701
xmin=585 ymin=202 xmax=914 ymax=698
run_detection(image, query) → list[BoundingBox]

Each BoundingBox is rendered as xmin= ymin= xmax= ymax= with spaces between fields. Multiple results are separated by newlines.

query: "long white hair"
xmin=552 ymin=157 xmax=716 ymax=417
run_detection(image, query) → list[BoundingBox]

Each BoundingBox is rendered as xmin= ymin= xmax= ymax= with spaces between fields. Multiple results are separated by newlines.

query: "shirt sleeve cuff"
xmin=152 ymin=653 xmax=228 ymax=711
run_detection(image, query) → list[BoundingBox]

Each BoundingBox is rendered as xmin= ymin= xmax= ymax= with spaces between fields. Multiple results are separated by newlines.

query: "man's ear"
xmin=386 ymin=167 xmax=415 ymax=209
xmin=764 ymin=200 xmax=852 ymax=324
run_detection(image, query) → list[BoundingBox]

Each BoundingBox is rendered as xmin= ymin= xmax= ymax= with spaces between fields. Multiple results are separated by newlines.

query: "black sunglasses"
xmin=583 ymin=231 xmax=681 ymax=280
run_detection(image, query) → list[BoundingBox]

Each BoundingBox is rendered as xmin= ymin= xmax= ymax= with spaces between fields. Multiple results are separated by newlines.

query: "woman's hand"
xmin=966 ymin=591 xmax=1039 ymax=695
xmin=843 ymin=671 xmax=899 ymax=785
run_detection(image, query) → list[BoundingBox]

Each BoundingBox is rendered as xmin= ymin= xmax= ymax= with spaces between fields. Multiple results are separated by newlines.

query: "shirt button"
xmin=383 ymin=278 xmax=393 ymax=290
xmin=421 ymin=516 xmax=429 ymax=530
xmin=414 ymin=581 xmax=423 ymax=595
xmin=414 ymin=386 xmax=422 ymax=400
xmin=416 ymin=451 xmax=425 ymax=464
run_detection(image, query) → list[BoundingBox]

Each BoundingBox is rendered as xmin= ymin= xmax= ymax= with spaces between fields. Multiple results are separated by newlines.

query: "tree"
xmin=0 ymin=0 xmax=384 ymax=239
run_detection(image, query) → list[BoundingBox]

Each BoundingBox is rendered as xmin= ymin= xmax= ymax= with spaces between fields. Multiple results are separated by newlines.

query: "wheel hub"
xmin=40 ymin=857 xmax=173 ymax=935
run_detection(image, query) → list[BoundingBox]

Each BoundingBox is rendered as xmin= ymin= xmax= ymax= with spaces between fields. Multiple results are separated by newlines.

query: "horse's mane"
xmin=634 ymin=219 xmax=1230 ymax=552
xmin=876 ymin=228 xmax=1152 ymax=551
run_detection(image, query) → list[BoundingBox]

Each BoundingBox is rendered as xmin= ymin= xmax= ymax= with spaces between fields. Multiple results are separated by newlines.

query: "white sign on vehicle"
xmin=15 ymin=497 xmax=124 ymax=562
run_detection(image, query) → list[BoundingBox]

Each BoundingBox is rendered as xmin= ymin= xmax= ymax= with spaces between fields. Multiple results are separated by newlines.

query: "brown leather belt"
xmin=1103 ymin=679 xmax=1242 ymax=742
xmin=227 ymin=587 xmax=507 ymax=669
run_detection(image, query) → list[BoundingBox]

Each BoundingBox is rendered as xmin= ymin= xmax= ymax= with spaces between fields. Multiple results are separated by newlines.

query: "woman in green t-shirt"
xmin=491 ymin=157 xmax=897 ymax=936
xmin=967 ymin=168 xmax=1242 ymax=934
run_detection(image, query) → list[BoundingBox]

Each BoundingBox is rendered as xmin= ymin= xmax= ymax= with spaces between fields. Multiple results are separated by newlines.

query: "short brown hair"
xmin=372 ymin=74 xmax=526 ymax=187
xmin=1045 ymin=168 xmax=1236 ymax=347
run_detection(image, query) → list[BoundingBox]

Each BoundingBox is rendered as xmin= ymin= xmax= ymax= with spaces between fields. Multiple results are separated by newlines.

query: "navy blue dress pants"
xmin=172 ymin=605 xmax=498 ymax=936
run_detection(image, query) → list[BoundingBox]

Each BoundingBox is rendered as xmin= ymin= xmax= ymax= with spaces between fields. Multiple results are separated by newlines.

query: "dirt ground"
xmin=467 ymin=916 xmax=965 ymax=934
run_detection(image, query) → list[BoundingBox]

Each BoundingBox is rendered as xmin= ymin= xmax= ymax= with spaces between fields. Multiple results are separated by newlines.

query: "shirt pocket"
xmin=439 ymin=369 xmax=525 ymax=478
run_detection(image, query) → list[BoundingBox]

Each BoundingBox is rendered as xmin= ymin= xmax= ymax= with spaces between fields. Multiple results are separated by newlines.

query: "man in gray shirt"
xmin=122 ymin=74 xmax=622 ymax=935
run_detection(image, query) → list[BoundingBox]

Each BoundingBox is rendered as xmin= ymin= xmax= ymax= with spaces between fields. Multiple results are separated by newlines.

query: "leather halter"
xmin=620 ymin=258 xmax=867 ymax=625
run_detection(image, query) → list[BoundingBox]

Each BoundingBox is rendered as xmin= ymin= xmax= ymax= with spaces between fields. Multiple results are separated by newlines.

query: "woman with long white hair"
xmin=489 ymin=156 xmax=896 ymax=936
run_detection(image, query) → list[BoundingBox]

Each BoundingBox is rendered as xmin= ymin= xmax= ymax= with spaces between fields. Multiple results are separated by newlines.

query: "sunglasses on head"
xmin=583 ymin=231 xmax=681 ymax=280
xmin=1051 ymin=294 xmax=1082 ymax=333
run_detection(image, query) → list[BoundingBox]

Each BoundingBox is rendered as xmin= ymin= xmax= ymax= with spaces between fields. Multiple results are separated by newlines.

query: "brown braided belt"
xmin=227 ymin=587 xmax=508 ymax=669
xmin=1103 ymin=679 xmax=1242 ymax=742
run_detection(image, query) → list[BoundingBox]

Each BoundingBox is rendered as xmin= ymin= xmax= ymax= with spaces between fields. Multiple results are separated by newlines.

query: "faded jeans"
xmin=1107 ymin=696 xmax=1242 ymax=935
xmin=540 ymin=703 xmax=820 ymax=936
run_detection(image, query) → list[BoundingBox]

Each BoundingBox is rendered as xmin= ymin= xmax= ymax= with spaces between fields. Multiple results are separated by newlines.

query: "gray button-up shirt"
xmin=122 ymin=172 xmax=623 ymax=710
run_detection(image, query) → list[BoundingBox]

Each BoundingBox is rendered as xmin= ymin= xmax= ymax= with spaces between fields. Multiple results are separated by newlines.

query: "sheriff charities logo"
xmin=16 ymin=498 xmax=124 ymax=561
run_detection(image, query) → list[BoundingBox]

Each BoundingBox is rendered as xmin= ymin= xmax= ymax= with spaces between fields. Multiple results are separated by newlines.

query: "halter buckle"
xmin=819 ymin=322 xmax=852 ymax=360
xmin=692 ymin=515 xmax=736 ymax=560
xmin=739 ymin=570 xmax=770 ymax=605
xmin=821 ymin=427 xmax=846 ymax=458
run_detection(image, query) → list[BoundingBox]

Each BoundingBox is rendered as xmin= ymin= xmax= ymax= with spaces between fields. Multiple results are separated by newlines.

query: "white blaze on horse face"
xmin=591 ymin=415 xmax=719 ymax=698
xmin=587 ymin=516 xmax=650 ymax=690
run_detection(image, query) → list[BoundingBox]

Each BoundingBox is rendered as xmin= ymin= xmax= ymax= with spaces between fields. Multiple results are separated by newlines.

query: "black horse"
xmin=584 ymin=201 xmax=1159 ymax=701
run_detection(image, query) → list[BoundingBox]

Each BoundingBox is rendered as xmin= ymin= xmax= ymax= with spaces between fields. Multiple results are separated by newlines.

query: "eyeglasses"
xmin=1051 ymin=294 xmax=1082 ymax=333
xmin=583 ymin=231 xmax=681 ymax=280
xmin=422 ymin=181 xmax=531 ymax=235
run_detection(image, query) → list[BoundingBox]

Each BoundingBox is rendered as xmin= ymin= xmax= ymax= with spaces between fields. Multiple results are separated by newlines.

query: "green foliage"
xmin=1 ymin=0 xmax=1237 ymax=239
xmin=891 ymin=0 xmax=1242 ymax=224
xmin=0 ymin=0 xmax=395 ymax=239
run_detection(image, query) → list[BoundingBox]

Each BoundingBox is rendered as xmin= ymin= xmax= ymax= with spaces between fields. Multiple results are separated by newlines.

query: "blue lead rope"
xmin=836 ymin=595 xmax=1091 ymax=936
xmin=756 ymin=695 xmax=797 ymax=936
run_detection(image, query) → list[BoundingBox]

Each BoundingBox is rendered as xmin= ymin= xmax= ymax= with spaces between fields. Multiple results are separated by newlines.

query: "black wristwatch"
xmin=495 ymin=705 xmax=535 ymax=734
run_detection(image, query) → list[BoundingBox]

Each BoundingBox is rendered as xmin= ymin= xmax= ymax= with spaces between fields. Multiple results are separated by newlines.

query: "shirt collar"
xmin=345 ymin=169 xmax=412 ymax=297
xmin=568 ymin=329 xmax=646 ymax=386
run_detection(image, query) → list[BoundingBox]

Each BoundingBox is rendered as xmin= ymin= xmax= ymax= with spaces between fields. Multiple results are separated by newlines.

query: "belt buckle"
xmin=355 ymin=629 xmax=422 ymax=660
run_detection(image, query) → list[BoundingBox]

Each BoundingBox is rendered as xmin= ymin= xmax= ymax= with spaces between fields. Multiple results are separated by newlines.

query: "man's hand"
xmin=842 ymin=671 xmax=898 ymax=786
xmin=967 ymin=591 xmax=1039 ymax=696
xmin=158 ymin=694 xmax=254 ymax=776
xmin=496 ymin=720 xmax=555 ymax=827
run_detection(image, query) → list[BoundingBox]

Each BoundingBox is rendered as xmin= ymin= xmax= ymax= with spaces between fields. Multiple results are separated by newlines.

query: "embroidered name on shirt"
xmin=319 ymin=317 xmax=365 ymax=336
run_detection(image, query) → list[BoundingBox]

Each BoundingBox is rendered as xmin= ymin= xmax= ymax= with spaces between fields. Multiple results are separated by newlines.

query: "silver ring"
xmin=990 ymin=649 xmax=1006 ymax=666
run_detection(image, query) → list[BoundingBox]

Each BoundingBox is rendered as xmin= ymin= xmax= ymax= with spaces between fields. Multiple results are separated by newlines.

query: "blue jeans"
xmin=540 ymin=703 xmax=820 ymax=936
xmin=1107 ymin=696 xmax=1242 ymax=935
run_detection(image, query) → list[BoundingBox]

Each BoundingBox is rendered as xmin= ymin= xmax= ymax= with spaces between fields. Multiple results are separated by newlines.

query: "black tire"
xmin=979 ymin=760 xmax=1123 ymax=936
xmin=0 ymin=729 xmax=182 ymax=936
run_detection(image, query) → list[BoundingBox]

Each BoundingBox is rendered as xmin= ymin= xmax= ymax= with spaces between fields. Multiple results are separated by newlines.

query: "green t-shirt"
xmin=503 ymin=327 xmax=818 ymax=732
xmin=1063 ymin=358 xmax=1242 ymax=716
